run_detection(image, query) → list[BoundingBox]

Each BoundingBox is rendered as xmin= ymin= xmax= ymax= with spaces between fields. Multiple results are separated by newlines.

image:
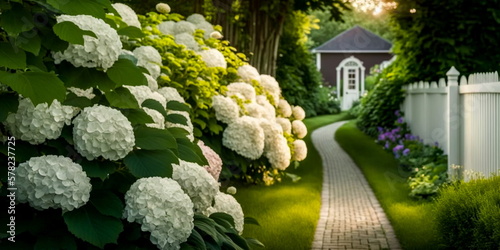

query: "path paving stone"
xmin=311 ymin=121 xmax=401 ymax=250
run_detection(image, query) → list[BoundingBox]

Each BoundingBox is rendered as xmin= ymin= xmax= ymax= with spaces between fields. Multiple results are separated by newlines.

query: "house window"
xmin=348 ymin=69 xmax=356 ymax=89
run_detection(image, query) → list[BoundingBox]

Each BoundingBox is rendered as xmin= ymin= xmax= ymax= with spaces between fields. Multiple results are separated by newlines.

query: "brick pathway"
xmin=311 ymin=121 xmax=401 ymax=250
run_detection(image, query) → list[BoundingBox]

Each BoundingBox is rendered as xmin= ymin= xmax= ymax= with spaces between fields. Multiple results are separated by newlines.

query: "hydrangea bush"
xmin=134 ymin=8 xmax=309 ymax=184
xmin=0 ymin=2 xmax=263 ymax=249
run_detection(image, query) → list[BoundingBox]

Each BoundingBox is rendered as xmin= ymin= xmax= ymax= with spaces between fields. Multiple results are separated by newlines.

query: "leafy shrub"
xmin=435 ymin=176 xmax=500 ymax=249
xmin=375 ymin=112 xmax=448 ymax=198
xmin=357 ymin=65 xmax=406 ymax=137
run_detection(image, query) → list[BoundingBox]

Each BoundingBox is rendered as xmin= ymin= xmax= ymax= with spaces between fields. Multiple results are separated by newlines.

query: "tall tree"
xmin=204 ymin=0 xmax=349 ymax=75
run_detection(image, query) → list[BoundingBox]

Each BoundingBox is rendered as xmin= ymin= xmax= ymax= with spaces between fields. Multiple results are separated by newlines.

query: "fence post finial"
xmin=447 ymin=66 xmax=460 ymax=86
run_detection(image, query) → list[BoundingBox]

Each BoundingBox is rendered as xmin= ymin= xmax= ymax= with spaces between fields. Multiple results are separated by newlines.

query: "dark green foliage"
xmin=390 ymin=0 xmax=500 ymax=82
xmin=356 ymin=65 xmax=405 ymax=137
xmin=276 ymin=12 xmax=340 ymax=117
xmin=435 ymin=176 xmax=500 ymax=249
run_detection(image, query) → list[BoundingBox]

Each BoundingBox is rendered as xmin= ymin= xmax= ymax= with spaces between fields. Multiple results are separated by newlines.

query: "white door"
xmin=342 ymin=67 xmax=359 ymax=110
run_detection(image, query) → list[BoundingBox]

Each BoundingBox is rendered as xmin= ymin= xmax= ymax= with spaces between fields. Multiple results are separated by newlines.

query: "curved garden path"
xmin=311 ymin=121 xmax=401 ymax=250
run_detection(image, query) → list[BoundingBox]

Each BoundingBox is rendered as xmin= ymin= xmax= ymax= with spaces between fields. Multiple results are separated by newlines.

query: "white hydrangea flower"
xmin=124 ymin=177 xmax=193 ymax=250
xmin=165 ymin=110 xmax=194 ymax=142
xmin=186 ymin=14 xmax=206 ymax=24
xmin=16 ymin=155 xmax=91 ymax=212
xmin=68 ymin=87 xmax=95 ymax=99
xmin=172 ymin=160 xmax=219 ymax=212
xmin=198 ymin=140 xmax=223 ymax=181
xmin=174 ymin=21 xmax=196 ymax=35
xmin=112 ymin=3 xmax=141 ymax=28
xmin=157 ymin=87 xmax=186 ymax=103
xmin=223 ymin=116 xmax=264 ymax=160
xmin=206 ymin=192 xmax=244 ymax=234
xmin=292 ymin=106 xmax=306 ymax=120
xmin=195 ymin=21 xmax=215 ymax=39
xmin=52 ymin=15 xmax=122 ymax=70
xmin=226 ymin=82 xmax=256 ymax=102
xmin=143 ymin=107 xmax=165 ymax=129
xmin=158 ymin=21 xmax=176 ymax=35
xmin=72 ymin=105 xmax=135 ymax=160
xmin=212 ymin=95 xmax=239 ymax=124
xmin=277 ymin=99 xmax=292 ymax=118
xmin=175 ymin=33 xmax=200 ymax=51
xmin=124 ymin=85 xmax=167 ymax=108
xmin=237 ymin=65 xmax=261 ymax=83
xmin=244 ymin=103 xmax=265 ymax=118
xmin=197 ymin=49 xmax=227 ymax=68
xmin=260 ymin=119 xmax=291 ymax=170
xmin=260 ymin=74 xmax=281 ymax=106
xmin=156 ymin=3 xmax=171 ymax=14
xmin=133 ymin=46 xmax=162 ymax=79
xmin=144 ymin=73 xmax=158 ymax=91
xmin=255 ymin=95 xmax=276 ymax=121
xmin=4 ymin=98 xmax=76 ymax=145
xmin=292 ymin=139 xmax=307 ymax=161
xmin=292 ymin=120 xmax=307 ymax=139
xmin=276 ymin=117 xmax=292 ymax=134
xmin=210 ymin=31 xmax=223 ymax=39
xmin=226 ymin=186 xmax=237 ymax=195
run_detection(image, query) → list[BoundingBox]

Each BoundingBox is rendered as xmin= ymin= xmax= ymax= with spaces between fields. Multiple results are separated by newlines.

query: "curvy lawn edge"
xmin=234 ymin=113 xmax=353 ymax=250
xmin=335 ymin=120 xmax=443 ymax=250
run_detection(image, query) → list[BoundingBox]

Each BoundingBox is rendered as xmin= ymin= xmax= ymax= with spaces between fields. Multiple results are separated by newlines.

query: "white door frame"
xmin=336 ymin=56 xmax=365 ymax=110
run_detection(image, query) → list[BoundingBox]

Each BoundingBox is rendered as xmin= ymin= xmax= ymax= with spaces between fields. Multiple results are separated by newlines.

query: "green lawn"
xmin=335 ymin=121 xmax=443 ymax=249
xmin=234 ymin=113 xmax=352 ymax=250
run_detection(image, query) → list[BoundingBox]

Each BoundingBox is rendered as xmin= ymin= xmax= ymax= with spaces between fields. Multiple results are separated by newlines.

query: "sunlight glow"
xmin=349 ymin=0 xmax=398 ymax=16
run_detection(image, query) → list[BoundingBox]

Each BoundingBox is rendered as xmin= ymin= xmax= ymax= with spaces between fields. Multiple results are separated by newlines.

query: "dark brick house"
xmin=312 ymin=25 xmax=392 ymax=109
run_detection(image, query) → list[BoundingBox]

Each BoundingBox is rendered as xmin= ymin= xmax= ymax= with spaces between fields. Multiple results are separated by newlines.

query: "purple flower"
xmin=395 ymin=110 xmax=401 ymax=117
xmin=384 ymin=141 xmax=390 ymax=149
xmin=403 ymin=148 xmax=410 ymax=156
xmin=377 ymin=127 xmax=384 ymax=133
xmin=397 ymin=117 xmax=404 ymax=124
xmin=434 ymin=141 xmax=439 ymax=147
xmin=393 ymin=144 xmax=404 ymax=153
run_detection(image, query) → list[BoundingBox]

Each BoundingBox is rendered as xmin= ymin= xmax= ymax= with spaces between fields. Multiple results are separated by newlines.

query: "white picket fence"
xmin=402 ymin=67 xmax=500 ymax=178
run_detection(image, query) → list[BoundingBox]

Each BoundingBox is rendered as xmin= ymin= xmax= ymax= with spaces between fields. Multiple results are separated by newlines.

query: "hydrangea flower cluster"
xmin=237 ymin=65 xmax=261 ymax=83
xmin=112 ymin=3 xmax=141 ymax=28
xmin=198 ymin=48 xmax=227 ymax=69
xmin=198 ymin=140 xmax=223 ymax=181
xmin=292 ymin=106 xmax=306 ymax=120
xmin=124 ymin=85 xmax=167 ymax=108
xmin=206 ymin=192 xmax=244 ymax=234
xmin=226 ymin=82 xmax=256 ymax=102
xmin=212 ymin=95 xmax=239 ymax=124
xmin=4 ymin=98 xmax=76 ymax=145
xmin=292 ymin=120 xmax=307 ymax=139
xmin=157 ymin=87 xmax=186 ymax=103
xmin=260 ymin=74 xmax=281 ymax=105
xmin=172 ymin=160 xmax=219 ymax=212
xmin=72 ymin=105 xmax=135 ymax=161
xmin=52 ymin=15 xmax=122 ymax=70
xmin=277 ymin=99 xmax=292 ymax=118
xmin=292 ymin=139 xmax=308 ymax=161
xmin=123 ymin=177 xmax=194 ymax=250
xmin=143 ymin=107 xmax=165 ymax=129
xmin=133 ymin=46 xmax=162 ymax=79
xmin=260 ymin=120 xmax=291 ymax=170
xmin=156 ymin=3 xmax=171 ymax=14
xmin=223 ymin=116 xmax=265 ymax=160
xmin=16 ymin=155 xmax=91 ymax=212
xmin=68 ymin=87 xmax=96 ymax=99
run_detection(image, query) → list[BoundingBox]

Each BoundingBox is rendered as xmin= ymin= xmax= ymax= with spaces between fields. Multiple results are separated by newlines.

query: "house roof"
xmin=313 ymin=25 xmax=392 ymax=53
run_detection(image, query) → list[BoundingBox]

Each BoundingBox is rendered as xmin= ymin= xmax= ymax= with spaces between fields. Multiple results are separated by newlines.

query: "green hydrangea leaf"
xmin=107 ymin=58 xmax=147 ymax=87
xmin=47 ymin=0 xmax=112 ymax=19
xmin=63 ymin=205 xmax=123 ymax=248
xmin=134 ymin=126 xmax=177 ymax=151
xmin=120 ymin=108 xmax=154 ymax=125
xmin=58 ymin=62 xmax=111 ymax=90
xmin=105 ymin=87 xmax=139 ymax=109
xmin=176 ymin=137 xmax=208 ymax=166
xmin=80 ymin=159 xmax=116 ymax=181
xmin=0 ymin=3 xmax=34 ymax=36
xmin=16 ymin=31 xmax=42 ymax=56
xmin=0 ymin=71 xmax=66 ymax=106
xmin=0 ymin=92 xmax=19 ymax=123
xmin=89 ymin=190 xmax=124 ymax=219
xmin=167 ymin=113 xmax=189 ymax=126
xmin=167 ymin=100 xmax=191 ymax=112
xmin=142 ymin=99 xmax=167 ymax=118
xmin=53 ymin=21 xmax=97 ymax=46
xmin=123 ymin=149 xmax=177 ymax=178
xmin=181 ymin=229 xmax=207 ymax=250
xmin=117 ymin=26 xmax=145 ymax=39
xmin=0 ymin=42 xmax=26 ymax=69
xmin=63 ymin=93 xmax=93 ymax=109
